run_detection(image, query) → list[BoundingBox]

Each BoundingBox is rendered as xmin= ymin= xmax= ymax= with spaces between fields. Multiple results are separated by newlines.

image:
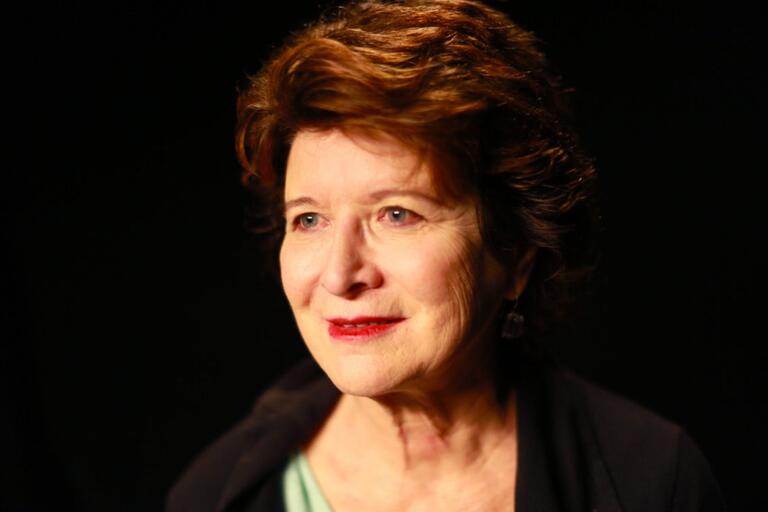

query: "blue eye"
xmin=296 ymin=213 xmax=319 ymax=229
xmin=383 ymin=206 xmax=418 ymax=225
xmin=387 ymin=208 xmax=407 ymax=223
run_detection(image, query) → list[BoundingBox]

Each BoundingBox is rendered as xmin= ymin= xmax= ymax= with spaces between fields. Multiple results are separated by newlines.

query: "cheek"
xmin=279 ymin=241 xmax=317 ymax=306
xmin=389 ymin=233 xmax=479 ymax=321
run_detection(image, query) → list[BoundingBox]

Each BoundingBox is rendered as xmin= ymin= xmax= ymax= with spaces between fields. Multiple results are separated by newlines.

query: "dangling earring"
xmin=501 ymin=298 xmax=525 ymax=340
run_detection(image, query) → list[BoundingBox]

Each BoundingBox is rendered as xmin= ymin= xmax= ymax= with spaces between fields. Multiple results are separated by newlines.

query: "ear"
xmin=503 ymin=246 xmax=538 ymax=300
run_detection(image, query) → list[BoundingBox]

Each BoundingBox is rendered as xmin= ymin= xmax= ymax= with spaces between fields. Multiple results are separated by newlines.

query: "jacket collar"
xmin=217 ymin=359 xmax=339 ymax=511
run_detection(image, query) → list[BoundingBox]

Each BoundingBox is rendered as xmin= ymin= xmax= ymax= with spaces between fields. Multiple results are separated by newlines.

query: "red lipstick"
xmin=327 ymin=316 xmax=404 ymax=341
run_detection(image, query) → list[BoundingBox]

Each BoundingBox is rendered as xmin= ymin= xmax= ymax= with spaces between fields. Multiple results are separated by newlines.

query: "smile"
xmin=326 ymin=316 xmax=405 ymax=341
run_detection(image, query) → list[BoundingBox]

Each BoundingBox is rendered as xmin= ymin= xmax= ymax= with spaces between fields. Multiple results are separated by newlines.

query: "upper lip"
xmin=327 ymin=316 xmax=404 ymax=325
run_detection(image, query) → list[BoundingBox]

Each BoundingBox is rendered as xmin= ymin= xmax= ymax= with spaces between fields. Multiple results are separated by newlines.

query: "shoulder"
xmin=556 ymin=369 xmax=681 ymax=461
xmin=546 ymin=368 xmax=725 ymax=511
xmin=166 ymin=358 xmax=339 ymax=512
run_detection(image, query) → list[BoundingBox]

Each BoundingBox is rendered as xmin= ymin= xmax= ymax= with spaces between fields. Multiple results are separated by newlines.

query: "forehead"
xmin=285 ymin=129 xmax=441 ymax=197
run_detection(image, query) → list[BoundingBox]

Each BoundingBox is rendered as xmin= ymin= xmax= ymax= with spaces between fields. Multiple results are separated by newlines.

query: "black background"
xmin=3 ymin=0 xmax=765 ymax=510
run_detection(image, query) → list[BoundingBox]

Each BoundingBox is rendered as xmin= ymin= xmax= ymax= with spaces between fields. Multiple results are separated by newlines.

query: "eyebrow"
xmin=283 ymin=197 xmax=319 ymax=212
xmin=283 ymin=189 xmax=442 ymax=212
xmin=368 ymin=188 xmax=442 ymax=204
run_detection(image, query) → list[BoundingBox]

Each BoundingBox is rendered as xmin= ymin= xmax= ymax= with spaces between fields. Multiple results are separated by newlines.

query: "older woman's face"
xmin=280 ymin=129 xmax=511 ymax=396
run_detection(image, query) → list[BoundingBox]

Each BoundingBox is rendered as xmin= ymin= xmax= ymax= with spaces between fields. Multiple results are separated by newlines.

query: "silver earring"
xmin=501 ymin=299 xmax=524 ymax=340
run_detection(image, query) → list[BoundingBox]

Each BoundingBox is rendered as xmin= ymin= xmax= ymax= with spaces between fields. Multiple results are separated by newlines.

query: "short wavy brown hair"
xmin=236 ymin=0 xmax=599 ymax=341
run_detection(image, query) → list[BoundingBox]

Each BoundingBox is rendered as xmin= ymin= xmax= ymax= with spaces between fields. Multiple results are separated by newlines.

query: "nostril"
xmin=320 ymin=260 xmax=383 ymax=297
xmin=343 ymin=282 xmax=370 ymax=298
xmin=320 ymin=270 xmax=380 ymax=298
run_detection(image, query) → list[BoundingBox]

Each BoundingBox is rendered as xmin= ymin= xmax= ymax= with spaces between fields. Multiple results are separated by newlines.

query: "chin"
xmin=318 ymin=352 xmax=408 ymax=398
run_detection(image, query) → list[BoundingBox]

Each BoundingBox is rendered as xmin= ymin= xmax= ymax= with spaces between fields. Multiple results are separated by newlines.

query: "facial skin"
xmin=280 ymin=129 xmax=516 ymax=399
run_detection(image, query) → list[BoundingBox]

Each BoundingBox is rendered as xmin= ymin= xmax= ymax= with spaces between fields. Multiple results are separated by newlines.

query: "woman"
xmin=168 ymin=1 xmax=724 ymax=510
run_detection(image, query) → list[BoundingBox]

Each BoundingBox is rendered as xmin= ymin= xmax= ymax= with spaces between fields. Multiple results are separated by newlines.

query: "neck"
xmin=336 ymin=354 xmax=517 ymax=477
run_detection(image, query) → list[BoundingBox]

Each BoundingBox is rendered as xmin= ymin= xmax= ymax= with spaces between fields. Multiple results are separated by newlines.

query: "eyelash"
xmin=379 ymin=206 xmax=421 ymax=226
xmin=290 ymin=206 xmax=421 ymax=231
xmin=292 ymin=212 xmax=324 ymax=231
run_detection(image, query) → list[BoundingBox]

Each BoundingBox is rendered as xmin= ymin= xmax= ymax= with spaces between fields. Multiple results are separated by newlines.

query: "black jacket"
xmin=167 ymin=355 xmax=725 ymax=512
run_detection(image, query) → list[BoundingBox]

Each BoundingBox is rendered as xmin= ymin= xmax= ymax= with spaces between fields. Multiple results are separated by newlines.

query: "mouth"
xmin=326 ymin=316 xmax=405 ymax=341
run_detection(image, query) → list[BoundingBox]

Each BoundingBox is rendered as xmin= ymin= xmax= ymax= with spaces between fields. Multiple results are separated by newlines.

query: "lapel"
xmin=217 ymin=360 xmax=340 ymax=512
xmin=516 ymin=360 xmax=624 ymax=512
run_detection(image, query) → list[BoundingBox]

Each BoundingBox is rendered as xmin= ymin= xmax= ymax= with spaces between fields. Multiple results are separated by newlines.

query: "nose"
xmin=320 ymin=219 xmax=383 ymax=297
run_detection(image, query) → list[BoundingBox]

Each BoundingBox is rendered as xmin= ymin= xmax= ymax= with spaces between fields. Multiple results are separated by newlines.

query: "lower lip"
xmin=328 ymin=320 xmax=403 ymax=341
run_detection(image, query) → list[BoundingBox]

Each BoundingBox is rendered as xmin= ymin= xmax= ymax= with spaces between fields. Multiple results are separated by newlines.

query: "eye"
xmin=294 ymin=212 xmax=321 ymax=230
xmin=381 ymin=206 xmax=420 ymax=226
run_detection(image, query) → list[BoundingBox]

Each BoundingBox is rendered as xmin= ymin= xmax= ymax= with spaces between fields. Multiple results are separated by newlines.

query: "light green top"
xmin=282 ymin=450 xmax=334 ymax=512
